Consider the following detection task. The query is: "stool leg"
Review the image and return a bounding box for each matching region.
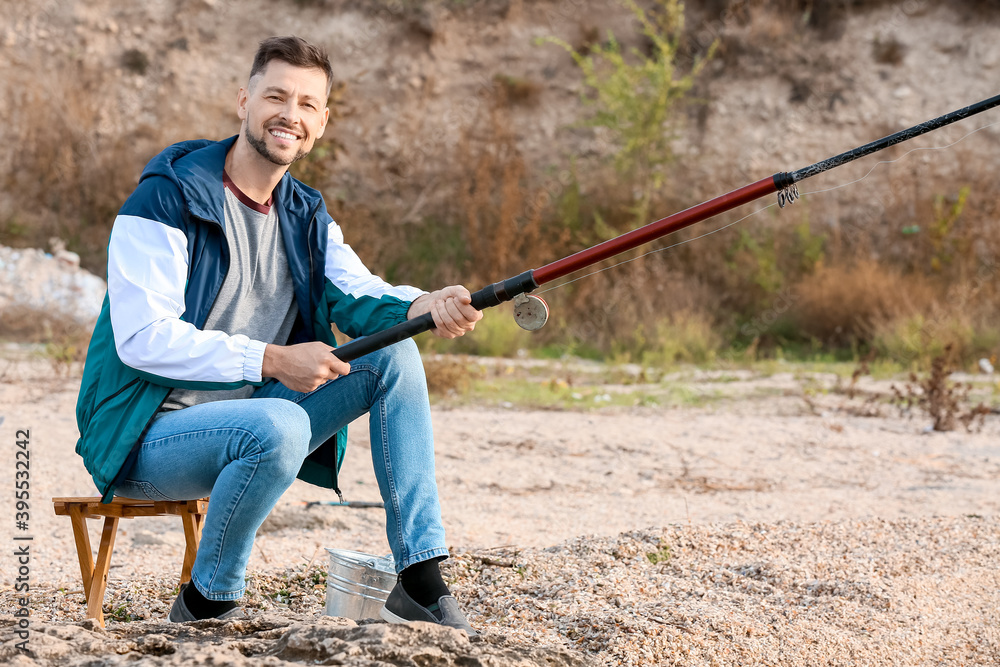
[68,506,95,603]
[179,512,201,585]
[194,511,205,543]
[87,516,119,628]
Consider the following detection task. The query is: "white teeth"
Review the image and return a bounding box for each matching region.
[270,130,297,140]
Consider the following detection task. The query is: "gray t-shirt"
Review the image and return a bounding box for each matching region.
[160,177,298,411]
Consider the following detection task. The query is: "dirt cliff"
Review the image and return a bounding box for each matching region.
[2,0,998,273]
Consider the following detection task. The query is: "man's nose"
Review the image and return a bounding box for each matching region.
[279,100,300,124]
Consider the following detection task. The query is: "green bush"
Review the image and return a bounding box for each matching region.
[540,0,715,227]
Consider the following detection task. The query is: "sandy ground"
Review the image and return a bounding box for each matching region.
[0,348,999,665]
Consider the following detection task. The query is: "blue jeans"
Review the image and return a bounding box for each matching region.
[114,339,447,601]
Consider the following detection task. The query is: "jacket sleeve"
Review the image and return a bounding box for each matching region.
[107,176,267,389]
[322,217,428,339]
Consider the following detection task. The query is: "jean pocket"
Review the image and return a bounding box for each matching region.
[116,479,176,502]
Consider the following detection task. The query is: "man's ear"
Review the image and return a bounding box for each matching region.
[236,86,249,121]
[316,107,331,139]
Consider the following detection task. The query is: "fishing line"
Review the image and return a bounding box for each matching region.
[536,118,1000,297]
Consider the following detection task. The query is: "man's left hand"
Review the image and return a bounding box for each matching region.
[407,285,483,339]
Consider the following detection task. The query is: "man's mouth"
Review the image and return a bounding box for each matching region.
[268,128,301,144]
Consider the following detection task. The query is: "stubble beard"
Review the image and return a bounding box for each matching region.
[245,114,309,166]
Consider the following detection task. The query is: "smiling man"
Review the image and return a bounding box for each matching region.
[74,36,481,635]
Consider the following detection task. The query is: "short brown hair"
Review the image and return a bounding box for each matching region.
[249,36,333,95]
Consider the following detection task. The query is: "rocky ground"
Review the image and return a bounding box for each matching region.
[1,348,999,665]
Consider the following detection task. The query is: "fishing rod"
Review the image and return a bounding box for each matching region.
[332,92,1000,363]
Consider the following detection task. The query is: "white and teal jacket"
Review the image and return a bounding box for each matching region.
[76,136,424,502]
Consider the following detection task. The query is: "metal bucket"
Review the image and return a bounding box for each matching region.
[324,549,396,620]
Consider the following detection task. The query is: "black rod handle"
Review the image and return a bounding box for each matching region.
[332,313,435,362]
[331,270,538,362]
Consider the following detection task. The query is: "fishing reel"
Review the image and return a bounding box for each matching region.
[512,293,549,331]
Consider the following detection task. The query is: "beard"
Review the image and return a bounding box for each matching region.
[245,115,309,166]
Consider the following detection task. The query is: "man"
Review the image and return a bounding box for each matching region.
[75,36,482,635]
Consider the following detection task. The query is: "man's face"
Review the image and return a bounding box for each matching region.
[237,60,330,166]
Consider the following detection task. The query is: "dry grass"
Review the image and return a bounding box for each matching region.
[0,304,92,376]
[454,87,548,285]
[423,357,477,396]
[1,59,165,272]
[491,74,542,107]
[871,309,1000,371]
[629,309,723,367]
[890,345,991,431]
[793,260,939,345]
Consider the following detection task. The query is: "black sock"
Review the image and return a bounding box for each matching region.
[182,582,239,619]
[400,557,450,608]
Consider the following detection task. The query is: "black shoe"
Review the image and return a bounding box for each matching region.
[168,582,244,622]
[379,581,478,637]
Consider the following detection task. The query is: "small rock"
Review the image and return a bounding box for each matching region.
[56,250,80,269]
[0,243,106,325]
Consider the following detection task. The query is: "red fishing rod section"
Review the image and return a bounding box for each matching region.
[532,175,782,285]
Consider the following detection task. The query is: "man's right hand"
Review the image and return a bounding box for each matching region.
[262,342,350,393]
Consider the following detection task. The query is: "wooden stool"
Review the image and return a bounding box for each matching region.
[52,496,209,627]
